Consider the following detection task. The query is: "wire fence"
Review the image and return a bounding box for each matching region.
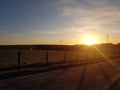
[0,47,120,67]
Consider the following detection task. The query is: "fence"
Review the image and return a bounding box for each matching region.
[0,47,120,67]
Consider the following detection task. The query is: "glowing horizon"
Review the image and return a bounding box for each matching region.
[83,38,97,45]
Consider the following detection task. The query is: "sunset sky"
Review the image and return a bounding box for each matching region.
[0,0,120,45]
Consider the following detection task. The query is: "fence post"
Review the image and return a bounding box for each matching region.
[70,51,71,61]
[64,51,67,61]
[46,50,48,63]
[86,49,89,60]
[76,51,79,62]
[18,51,21,66]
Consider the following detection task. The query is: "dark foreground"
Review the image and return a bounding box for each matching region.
[108,78,120,90]
[0,59,120,90]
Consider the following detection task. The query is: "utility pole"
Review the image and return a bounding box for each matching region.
[60,40,62,45]
[106,34,109,43]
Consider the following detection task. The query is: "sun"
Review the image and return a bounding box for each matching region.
[83,37,97,45]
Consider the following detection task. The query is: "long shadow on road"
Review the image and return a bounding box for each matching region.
[78,65,86,90]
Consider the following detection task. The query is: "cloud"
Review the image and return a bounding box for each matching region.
[58,0,120,34]
[109,29,120,33]
[32,30,64,35]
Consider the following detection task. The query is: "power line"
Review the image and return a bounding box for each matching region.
[106,34,109,43]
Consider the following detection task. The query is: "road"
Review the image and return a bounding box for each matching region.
[0,60,120,90]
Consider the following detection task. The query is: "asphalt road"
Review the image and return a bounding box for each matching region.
[0,60,120,90]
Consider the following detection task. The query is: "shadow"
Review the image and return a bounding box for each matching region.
[78,65,86,90]
[98,63,110,82]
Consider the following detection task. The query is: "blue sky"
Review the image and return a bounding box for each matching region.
[0,0,120,45]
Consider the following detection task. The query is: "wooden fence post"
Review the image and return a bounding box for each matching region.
[86,50,89,60]
[70,51,71,61]
[18,51,21,66]
[94,49,96,60]
[46,50,48,63]
[64,51,67,61]
[76,51,79,62]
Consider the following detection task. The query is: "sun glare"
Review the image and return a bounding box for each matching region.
[84,38,97,45]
